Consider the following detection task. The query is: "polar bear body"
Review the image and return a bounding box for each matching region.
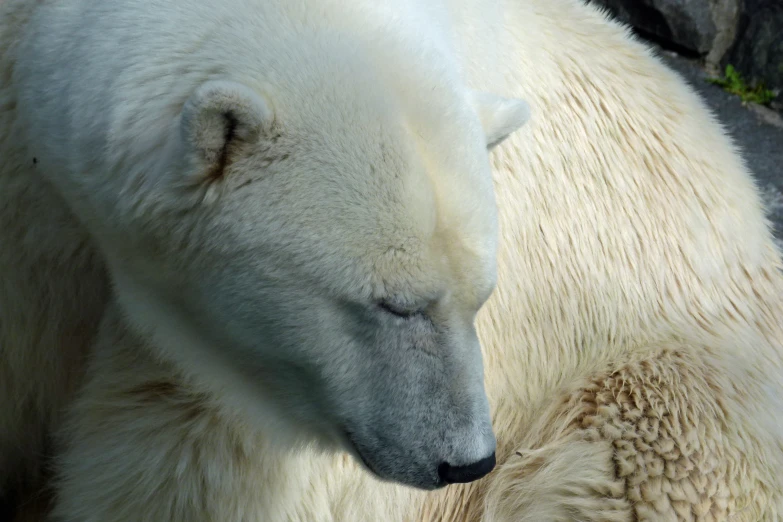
[2,0,783,520]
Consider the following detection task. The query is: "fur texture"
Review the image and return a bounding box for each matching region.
[2,0,783,520]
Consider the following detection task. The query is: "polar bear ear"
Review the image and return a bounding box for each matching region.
[469,91,531,150]
[180,80,274,178]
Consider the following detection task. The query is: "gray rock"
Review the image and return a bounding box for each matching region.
[591,0,740,56]
[725,0,783,92]
[706,0,741,69]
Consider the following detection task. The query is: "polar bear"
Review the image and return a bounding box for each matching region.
[3,0,783,522]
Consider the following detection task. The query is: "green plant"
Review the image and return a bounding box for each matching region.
[707,65,777,105]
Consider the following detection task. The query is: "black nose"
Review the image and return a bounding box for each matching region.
[437,452,496,484]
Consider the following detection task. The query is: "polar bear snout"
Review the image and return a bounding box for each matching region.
[339,345,498,492]
[344,416,497,490]
[438,451,496,484]
[434,417,497,487]
[323,313,500,490]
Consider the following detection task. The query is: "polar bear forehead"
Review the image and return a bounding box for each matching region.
[263,81,498,308]
[335,141,498,311]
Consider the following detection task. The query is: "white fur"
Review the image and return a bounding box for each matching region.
[2,0,783,520]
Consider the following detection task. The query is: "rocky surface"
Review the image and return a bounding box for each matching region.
[725,0,783,92]
[591,0,783,91]
[592,0,738,57]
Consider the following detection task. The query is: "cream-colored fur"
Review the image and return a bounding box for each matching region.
[3,0,783,521]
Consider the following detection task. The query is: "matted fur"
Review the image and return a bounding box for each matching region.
[2,0,783,520]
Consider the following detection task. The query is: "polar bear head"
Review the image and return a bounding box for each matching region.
[105,59,529,490]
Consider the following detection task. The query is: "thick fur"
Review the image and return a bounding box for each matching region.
[2,0,783,521]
